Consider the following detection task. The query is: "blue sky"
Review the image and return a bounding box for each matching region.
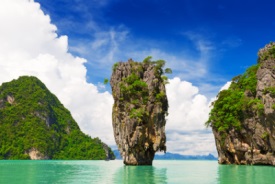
[36,0,275,95]
[1,0,275,156]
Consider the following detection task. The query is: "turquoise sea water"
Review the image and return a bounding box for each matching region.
[0,160,274,184]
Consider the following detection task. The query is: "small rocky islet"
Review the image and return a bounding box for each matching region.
[110,57,170,165]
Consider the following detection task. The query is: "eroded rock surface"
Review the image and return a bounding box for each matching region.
[110,59,168,165]
[27,148,49,160]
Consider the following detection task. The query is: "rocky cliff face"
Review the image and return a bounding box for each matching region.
[110,59,168,165]
[209,43,275,165]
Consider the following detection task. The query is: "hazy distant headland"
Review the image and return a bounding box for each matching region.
[113,150,217,160]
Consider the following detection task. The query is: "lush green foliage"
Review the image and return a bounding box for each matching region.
[161,76,169,85]
[120,73,149,120]
[120,73,149,101]
[130,108,148,123]
[206,89,244,132]
[164,68,172,74]
[115,57,171,120]
[206,64,261,132]
[142,56,172,84]
[156,92,166,102]
[143,56,152,64]
[0,76,114,160]
[258,43,275,62]
[112,62,119,71]
[261,132,269,139]
[230,64,259,96]
[263,86,275,96]
[103,78,109,85]
[246,98,264,115]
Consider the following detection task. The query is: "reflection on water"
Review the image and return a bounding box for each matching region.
[0,160,116,184]
[114,164,167,184]
[0,160,169,184]
[0,160,218,184]
[0,160,274,184]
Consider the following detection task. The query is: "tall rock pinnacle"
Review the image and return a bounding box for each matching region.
[110,58,169,165]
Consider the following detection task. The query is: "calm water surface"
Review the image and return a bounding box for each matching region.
[0,160,274,184]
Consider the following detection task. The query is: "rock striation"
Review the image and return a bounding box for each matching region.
[110,58,169,165]
[208,43,275,165]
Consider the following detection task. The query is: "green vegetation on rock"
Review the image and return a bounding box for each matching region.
[112,62,119,72]
[111,57,172,120]
[103,78,109,85]
[208,42,275,166]
[258,42,275,62]
[206,64,261,132]
[0,76,115,160]
[263,86,275,96]
[110,57,170,165]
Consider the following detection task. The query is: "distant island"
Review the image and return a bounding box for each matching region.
[113,150,217,160]
[0,76,115,160]
[154,152,217,160]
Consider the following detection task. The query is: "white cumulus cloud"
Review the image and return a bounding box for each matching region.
[0,0,230,156]
[0,0,114,145]
[165,77,216,155]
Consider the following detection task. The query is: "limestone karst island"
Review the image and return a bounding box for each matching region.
[207,42,275,166]
[0,76,114,160]
[1,43,275,167]
[110,57,171,165]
